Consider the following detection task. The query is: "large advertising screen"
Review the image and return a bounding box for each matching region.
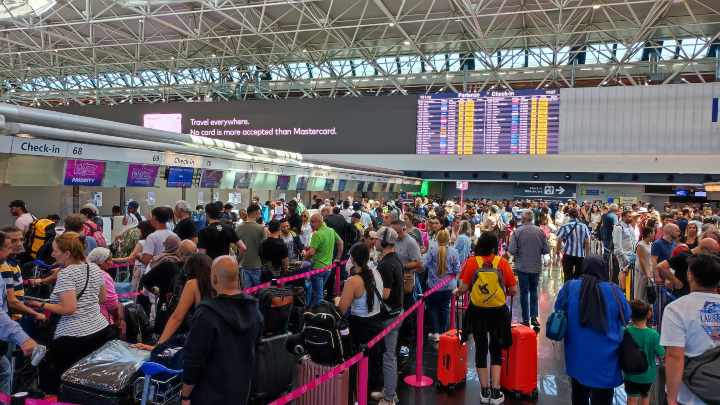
[417,90,560,155]
[57,97,416,154]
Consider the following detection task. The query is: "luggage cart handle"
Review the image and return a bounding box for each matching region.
[140,362,182,405]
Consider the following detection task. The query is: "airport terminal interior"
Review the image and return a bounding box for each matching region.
[0,0,719,404]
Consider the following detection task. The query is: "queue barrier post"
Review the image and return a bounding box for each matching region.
[403,294,434,388]
[357,346,369,405]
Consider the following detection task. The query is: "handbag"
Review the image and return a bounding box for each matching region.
[645,280,658,304]
[545,310,567,341]
[610,287,649,374]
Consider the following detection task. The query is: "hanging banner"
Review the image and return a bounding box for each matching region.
[64,160,106,186]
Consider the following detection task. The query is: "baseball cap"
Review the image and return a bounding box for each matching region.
[352,202,362,211]
[351,212,361,219]
[377,226,399,245]
[8,200,25,209]
[127,200,139,209]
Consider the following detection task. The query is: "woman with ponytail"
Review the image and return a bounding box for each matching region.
[335,242,386,392]
[424,228,461,342]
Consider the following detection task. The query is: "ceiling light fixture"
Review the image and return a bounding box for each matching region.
[403,40,411,46]
[388,22,395,27]
[592,4,601,10]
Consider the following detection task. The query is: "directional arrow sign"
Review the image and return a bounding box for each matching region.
[557,186,565,194]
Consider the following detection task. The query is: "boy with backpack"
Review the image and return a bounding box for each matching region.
[624,300,664,405]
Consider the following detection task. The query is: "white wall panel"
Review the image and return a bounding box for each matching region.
[559,82,720,154]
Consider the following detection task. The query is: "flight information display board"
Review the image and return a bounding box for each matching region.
[416,90,560,155]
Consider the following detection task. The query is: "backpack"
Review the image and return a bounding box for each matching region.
[24,218,56,262]
[83,220,107,247]
[123,302,152,344]
[301,301,352,365]
[258,287,294,337]
[469,256,506,308]
[683,345,720,404]
[599,214,614,247]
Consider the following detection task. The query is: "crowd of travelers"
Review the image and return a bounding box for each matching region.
[0,195,719,405]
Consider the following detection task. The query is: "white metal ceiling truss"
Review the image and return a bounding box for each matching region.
[0,0,719,105]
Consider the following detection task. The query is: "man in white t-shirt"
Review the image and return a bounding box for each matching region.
[9,200,34,233]
[661,253,720,405]
[140,207,175,271]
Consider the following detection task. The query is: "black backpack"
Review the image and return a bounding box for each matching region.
[599,213,614,247]
[302,301,352,365]
[123,302,152,344]
[258,287,294,337]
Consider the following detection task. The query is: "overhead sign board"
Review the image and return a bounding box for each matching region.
[515,183,576,199]
[456,181,469,191]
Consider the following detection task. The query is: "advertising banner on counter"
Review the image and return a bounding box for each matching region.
[126,164,159,187]
[64,160,106,186]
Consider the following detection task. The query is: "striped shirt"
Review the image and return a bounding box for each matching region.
[557,220,591,257]
[50,263,109,338]
[0,260,24,320]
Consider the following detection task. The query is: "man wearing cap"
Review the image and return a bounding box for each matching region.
[123,200,143,228]
[8,200,34,233]
[372,226,403,405]
[613,208,639,281]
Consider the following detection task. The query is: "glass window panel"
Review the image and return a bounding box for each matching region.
[376,57,398,74]
[447,53,461,71]
[679,37,708,58]
[660,39,678,59]
[615,43,643,62]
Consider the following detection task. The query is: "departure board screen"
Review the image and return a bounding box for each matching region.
[416,90,560,155]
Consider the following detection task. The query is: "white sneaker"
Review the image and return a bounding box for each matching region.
[490,388,505,404]
[370,391,384,401]
[399,346,410,357]
[378,398,398,405]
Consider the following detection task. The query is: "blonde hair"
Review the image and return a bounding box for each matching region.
[436,229,449,277]
[54,231,85,261]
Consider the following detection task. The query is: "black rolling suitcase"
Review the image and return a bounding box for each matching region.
[248,333,298,404]
[58,340,149,405]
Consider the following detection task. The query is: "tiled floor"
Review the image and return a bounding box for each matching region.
[395,266,645,405]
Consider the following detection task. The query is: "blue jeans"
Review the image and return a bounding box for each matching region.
[241,267,262,288]
[517,271,539,323]
[426,289,452,334]
[0,355,11,394]
[308,271,330,307]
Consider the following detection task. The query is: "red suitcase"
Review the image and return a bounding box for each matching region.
[437,296,468,391]
[296,355,351,405]
[500,323,539,400]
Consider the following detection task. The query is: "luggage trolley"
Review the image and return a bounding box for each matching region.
[134,362,183,405]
